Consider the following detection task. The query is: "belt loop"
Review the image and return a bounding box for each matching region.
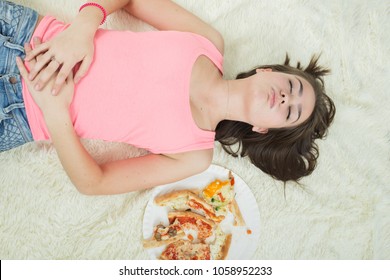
[0,109,11,123]
[3,103,26,114]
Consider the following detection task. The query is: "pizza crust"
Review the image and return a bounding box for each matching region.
[229,198,246,226]
[154,190,193,205]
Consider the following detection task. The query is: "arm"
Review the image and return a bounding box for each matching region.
[27,0,132,95]
[17,44,212,195]
[43,109,211,195]
[125,0,224,54]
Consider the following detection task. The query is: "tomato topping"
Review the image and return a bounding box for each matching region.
[170,216,212,239]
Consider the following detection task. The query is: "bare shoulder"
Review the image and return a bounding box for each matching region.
[165,149,213,174]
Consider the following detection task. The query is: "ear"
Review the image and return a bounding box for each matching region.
[256,68,273,73]
[252,127,269,134]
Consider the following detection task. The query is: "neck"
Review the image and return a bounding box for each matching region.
[199,76,249,131]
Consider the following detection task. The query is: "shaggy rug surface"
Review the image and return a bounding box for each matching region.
[1,0,389,259]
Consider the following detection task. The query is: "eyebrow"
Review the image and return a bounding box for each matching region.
[297,77,303,97]
[292,77,303,123]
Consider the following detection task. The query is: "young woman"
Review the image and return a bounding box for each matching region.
[1,0,335,194]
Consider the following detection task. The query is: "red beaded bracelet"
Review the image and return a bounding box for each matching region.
[79,2,107,25]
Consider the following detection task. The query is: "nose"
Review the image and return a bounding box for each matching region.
[280,90,290,105]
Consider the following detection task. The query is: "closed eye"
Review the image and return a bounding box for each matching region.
[287,106,291,120]
[289,80,293,94]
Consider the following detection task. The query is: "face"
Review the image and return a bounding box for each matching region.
[248,69,316,133]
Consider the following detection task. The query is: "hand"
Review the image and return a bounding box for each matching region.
[16,42,75,115]
[25,23,94,95]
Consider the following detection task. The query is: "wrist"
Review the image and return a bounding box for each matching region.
[79,3,107,25]
[42,105,70,126]
[72,7,103,34]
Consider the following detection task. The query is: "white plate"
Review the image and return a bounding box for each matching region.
[143,164,260,259]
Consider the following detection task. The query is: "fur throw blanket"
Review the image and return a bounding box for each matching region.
[1,0,389,259]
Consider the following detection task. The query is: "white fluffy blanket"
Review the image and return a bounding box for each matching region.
[1,0,389,259]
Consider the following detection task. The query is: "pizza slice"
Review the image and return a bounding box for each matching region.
[201,171,236,216]
[168,211,215,240]
[155,190,224,223]
[143,218,185,248]
[160,239,211,260]
[159,227,232,260]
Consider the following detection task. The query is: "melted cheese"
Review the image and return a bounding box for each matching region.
[210,226,228,260]
[161,240,211,260]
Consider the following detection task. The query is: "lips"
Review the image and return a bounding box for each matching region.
[269,89,276,108]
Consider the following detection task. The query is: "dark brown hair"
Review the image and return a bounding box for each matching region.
[215,55,336,183]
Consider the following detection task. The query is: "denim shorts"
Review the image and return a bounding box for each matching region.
[0,0,38,152]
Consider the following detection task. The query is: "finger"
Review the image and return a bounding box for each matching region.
[74,56,93,84]
[23,43,37,69]
[25,37,48,61]
[32,37,45,61]
[15,57,29,80]
[33,59,62,91]
[27,38,53,81]
[24,42,33,54]
[52,64,73,95]
[28,51,55,82]
[33,36,42,45]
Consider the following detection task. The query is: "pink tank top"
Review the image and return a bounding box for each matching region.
[22,16,223,154]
